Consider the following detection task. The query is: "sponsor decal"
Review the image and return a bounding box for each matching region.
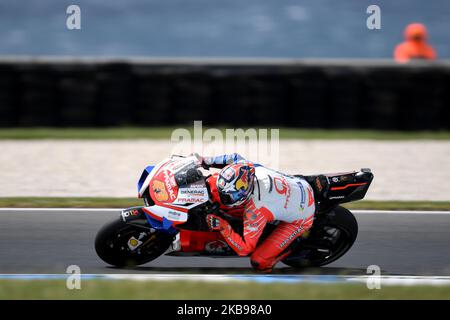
[245,201,258,219]
[121,209,140,220]
[127,236,143,251]
[235,168,249,191]
[307,187,315,207]
[284,184,291,209]
[180,188,206,196]
[163,170,177,201]
[218,178,226,188]
[274,177,287,194]
[245,209,258,221]
[274,176,291,209]
[279,227,304,248]
[329,195,345,200]
[296,181,306,210]
[221,167,235,180]
[176,187,208,204]
[176,197,207,203]
[171,160,195,173]
[167,210,182,220]
[152,179,169,202]
[186,180,206,188]
[151,168,179,203]
[225,235,242,251]
[205,240,231,254]
[245,222,259,233]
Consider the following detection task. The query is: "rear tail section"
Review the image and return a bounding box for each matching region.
[300,169,374,213]
[325,169,374,203]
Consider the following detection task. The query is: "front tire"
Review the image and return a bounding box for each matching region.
[282,206,358,268]
[95,219,173,267]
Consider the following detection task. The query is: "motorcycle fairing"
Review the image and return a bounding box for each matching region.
[137,158,171,197]
[137,165,154,197]
[142,204,189,225]
[137,156,210,226]
[137,155,191,198]
[179,230,234,255]
[120,206,178,234]
[325,170,373,203]
[146,214,178,234]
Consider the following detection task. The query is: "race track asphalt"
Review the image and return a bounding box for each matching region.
[0,209,449,276]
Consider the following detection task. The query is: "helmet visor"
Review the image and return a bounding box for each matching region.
[219,188,248,206]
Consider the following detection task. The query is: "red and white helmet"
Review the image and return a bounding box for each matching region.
[216,162,256,206]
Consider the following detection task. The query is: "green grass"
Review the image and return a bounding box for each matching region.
[343,200,450,211]
[0,197,142,208]
[0,280,449,299]
[0,197,448,211]
[0,127,449,140]
[279,128,450,140]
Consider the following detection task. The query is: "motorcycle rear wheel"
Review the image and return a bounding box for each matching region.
[95,218,173,267]
[282,205,358,268]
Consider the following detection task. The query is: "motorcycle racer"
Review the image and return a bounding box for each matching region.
[197,153,316,273]
[96,153,371,270]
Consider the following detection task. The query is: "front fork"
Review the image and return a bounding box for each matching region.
[121,206,180,253]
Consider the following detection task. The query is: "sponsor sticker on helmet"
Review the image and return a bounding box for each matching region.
[218,177,226,188]
[236,169,249,191]
[221,167,235,180]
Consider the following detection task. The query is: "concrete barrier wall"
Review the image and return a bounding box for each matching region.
[0,57,449,130]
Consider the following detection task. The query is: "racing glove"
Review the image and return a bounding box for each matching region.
[190,152,210,169]
[206,214,224,231]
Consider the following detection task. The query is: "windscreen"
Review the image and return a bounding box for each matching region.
[173,161,205,188]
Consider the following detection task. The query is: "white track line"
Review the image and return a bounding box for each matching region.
[0,208,120,212]
[1,273,450,286]
[353,210,450,215]
[0,208,448,215]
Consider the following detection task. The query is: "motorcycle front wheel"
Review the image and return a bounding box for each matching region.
[95,218,173,267]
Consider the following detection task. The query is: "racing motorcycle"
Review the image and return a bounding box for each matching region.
[95,155,374,269]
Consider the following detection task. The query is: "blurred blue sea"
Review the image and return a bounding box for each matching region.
[0,0,449,58]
